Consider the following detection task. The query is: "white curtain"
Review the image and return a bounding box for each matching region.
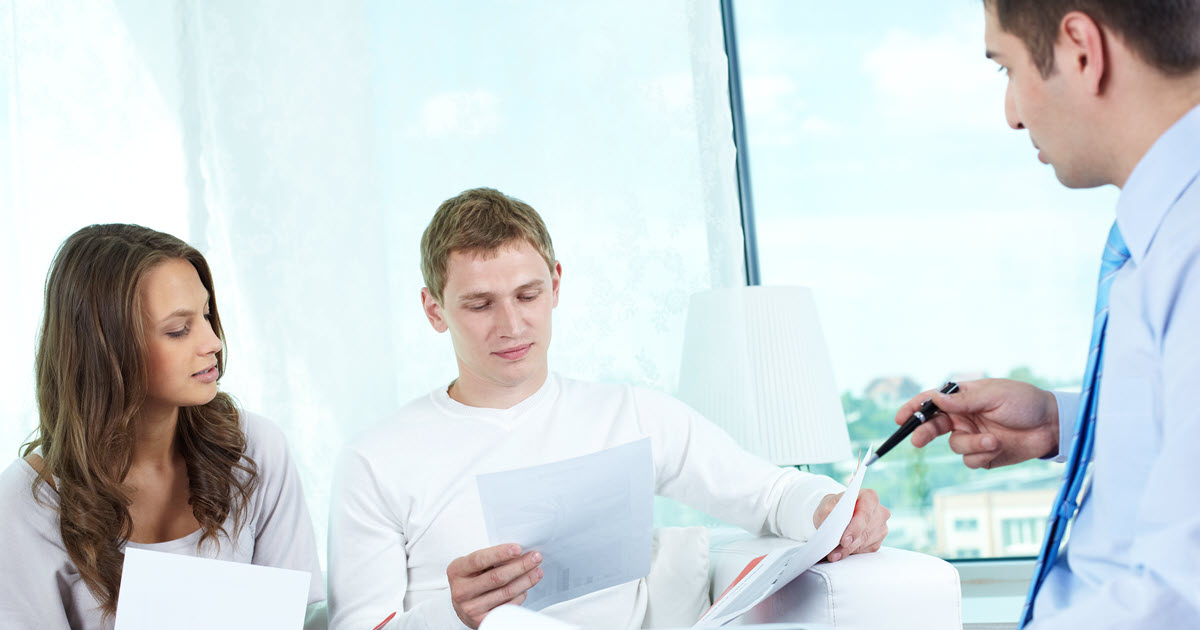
[0,0,745,558]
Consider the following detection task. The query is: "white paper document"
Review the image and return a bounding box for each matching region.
[476,438,654,611]
[114,548,311,630]
[694,455,869,627]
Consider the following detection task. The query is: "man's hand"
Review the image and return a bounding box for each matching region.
[813,489,890,561]
[897,378,1060,469]
[446,543,543,629]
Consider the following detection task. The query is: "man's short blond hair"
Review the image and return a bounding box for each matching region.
[420,187,557,303]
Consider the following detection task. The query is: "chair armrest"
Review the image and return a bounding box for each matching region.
[709,534,961,629]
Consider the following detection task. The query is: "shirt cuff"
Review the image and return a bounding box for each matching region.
[422,593,471,630]
[1048,390,1080,463]
[776,470,847,542]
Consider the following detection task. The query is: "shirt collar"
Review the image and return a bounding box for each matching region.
[1116,103,1200,264]
[432,371,559,426]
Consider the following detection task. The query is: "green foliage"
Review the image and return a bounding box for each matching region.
[1007,365,1081,390]
[1006,366,1051,389]
[831,367,1065,515]
[659,366,1067,556]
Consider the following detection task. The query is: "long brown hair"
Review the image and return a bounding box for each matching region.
[23,224,258,617]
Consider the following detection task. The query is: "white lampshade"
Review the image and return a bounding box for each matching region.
[677,286,851,465]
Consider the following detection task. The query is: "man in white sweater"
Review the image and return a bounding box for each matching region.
[328,188,891,630]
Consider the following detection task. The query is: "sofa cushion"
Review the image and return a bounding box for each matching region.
[643,526,711,628]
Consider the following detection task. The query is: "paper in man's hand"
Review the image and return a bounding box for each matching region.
[476,438,654,611]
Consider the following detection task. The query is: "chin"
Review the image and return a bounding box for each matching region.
[1052,162,1110,189]
[184,388,220,408]
[493,363,543,387]
[497,368,536,387]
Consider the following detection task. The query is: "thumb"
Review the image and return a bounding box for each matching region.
[813,493,839,527]
[931,384,988,415]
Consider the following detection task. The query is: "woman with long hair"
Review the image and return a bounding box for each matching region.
[0,224,325,628]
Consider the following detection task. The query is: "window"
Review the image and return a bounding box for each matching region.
[2,2,744,562]
[730,0,1118,559]
[1002,517,1045,554]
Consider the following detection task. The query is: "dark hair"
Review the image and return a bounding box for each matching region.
[420,187,556,303]
[24,223,257,618]
[987,0,1200,77]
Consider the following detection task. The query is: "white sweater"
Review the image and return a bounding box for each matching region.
[0,412,326,629]
[328,374,843,630]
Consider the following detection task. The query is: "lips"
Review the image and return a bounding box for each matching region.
[493,344,532,361]
[1032,140,1047,164]
[192,365,219,384]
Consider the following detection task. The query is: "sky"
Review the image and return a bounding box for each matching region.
[733,0,1119,393]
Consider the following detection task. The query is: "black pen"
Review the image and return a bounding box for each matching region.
[865,382,960,467]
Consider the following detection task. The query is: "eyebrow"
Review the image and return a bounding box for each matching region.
[158,299,210,325]
[457,279,546,303]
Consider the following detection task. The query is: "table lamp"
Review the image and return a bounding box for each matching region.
[676,286,851,465]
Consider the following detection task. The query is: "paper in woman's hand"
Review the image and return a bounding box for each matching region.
[114,549,310,630]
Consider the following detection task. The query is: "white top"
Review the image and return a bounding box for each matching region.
[0,411,326,629]
[328,373,844,630]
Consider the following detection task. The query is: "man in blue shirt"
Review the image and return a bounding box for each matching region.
[896,0,1200,627]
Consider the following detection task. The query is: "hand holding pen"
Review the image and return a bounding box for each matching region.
[884,379,1063,469]
[866,382,959,466]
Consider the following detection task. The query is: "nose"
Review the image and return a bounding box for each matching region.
[496,300,526,337]
[1004,80,1024,130]
[199,317,223,357]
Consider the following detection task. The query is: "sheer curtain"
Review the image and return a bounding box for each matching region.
[1,0,744,558]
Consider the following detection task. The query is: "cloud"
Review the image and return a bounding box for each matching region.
[862,14,1005,132]
[415,90,502,139]
[742,74,799,121]
[741,35,816,74]
[741,74,807,145]
[799,115,840,137]
[739,73,844,144]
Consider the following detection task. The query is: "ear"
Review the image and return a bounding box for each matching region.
[550,261,562,309]
[421,287,449,333]
[1058,11,1107,95]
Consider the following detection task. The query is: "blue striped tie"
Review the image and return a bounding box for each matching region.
[1019,221,1130,628]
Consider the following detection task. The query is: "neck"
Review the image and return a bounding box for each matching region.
[131,403,181,469]
[449,366,550,409]
[1107,71,1200,188]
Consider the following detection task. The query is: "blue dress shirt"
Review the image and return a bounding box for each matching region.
[1035,104,1200,627]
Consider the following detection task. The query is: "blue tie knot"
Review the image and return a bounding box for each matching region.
[1096,222,1131,301]
[1103,222,1131,267]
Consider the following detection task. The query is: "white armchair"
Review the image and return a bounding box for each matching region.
[708,532,961,629]
[643,528,962,629]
